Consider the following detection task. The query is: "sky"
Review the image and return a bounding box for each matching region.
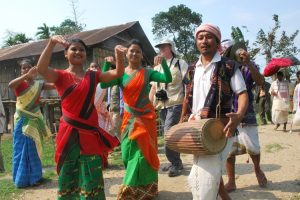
[0,0,299,68]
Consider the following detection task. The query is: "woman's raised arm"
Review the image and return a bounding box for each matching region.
[99,45,125,83]
[37,36,69,83]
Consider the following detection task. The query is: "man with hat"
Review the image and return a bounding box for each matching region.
[221,39,268,192]
[150,39,188,177]
[185,23,248,199]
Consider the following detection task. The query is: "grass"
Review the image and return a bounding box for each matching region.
[108,146,123,166]
[157,135,164,147]
[0,135,57,200]
[1,136,13,175]
[0,133,170,199]
[265,143,285,153]
[43,169,58,180]
[0,179,23,200]
[1,135,56,174]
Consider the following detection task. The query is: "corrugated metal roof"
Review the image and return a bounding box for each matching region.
[0,21,142,62]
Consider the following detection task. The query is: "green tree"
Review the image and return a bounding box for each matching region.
[152,4,202,63]
[3,32,32,47]
[50,18,84,35]
[253,14,300,63]
[36,23,51,39]
[230,26,260,59]
[36,1,85,38]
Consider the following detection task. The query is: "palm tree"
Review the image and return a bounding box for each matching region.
[3,36,16,47]
[3,33,32,47]
[14,33,32,43]
[36,23,51,39]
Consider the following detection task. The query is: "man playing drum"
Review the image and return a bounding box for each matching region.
[185,23,248,200]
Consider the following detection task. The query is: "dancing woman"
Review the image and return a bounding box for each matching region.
[37,35,124,199]
[101,39,172,199]
[9,59,52,187]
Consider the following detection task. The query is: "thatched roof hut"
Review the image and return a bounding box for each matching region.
[0,21,156,99]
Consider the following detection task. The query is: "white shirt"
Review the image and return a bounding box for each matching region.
[94,84,103,104]
[192,53,246,114]
[293,83,300,111]
[269,79,290,102]
[153,57,188,109]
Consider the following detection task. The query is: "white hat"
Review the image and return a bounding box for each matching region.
[220,39,234,53]
[155,39,177,55]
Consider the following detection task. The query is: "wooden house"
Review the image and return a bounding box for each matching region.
[0,21,156,99]
[0,21,156,133]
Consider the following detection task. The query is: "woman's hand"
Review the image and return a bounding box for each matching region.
[115,45,127,58]
[26,66,38,79]
[104,56,116,65]
[154,55,163,66]
[50,35,69,47]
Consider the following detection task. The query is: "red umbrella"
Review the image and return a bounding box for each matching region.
[263,57,299,77]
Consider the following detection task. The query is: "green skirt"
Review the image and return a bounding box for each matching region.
[57,142,105,200]
[117,133,158,200]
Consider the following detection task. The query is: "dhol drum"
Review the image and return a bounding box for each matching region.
[165,118,227,155]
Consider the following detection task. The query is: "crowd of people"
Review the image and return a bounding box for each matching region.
[0,22,299,200]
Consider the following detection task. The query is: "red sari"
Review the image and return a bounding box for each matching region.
[54,69,119,174]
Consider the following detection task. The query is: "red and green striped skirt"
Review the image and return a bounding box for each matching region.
[57,142,105,200]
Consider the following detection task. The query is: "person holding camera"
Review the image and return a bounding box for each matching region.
[150,39,188,177]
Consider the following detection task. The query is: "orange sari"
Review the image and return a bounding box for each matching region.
[118,68,159,199]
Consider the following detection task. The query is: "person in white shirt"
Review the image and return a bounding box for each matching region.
[185,23,248,200]
[269,71,290,131]
[90,61,112,168]
[150,39,188,177]
[293,71,300,113]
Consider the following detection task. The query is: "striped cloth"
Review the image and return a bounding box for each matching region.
[12,117,42,187]
[57,140,105,200]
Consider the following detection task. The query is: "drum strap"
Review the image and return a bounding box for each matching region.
[216,76,222,119]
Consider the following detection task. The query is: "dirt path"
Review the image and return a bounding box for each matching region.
[14,124,300,199]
